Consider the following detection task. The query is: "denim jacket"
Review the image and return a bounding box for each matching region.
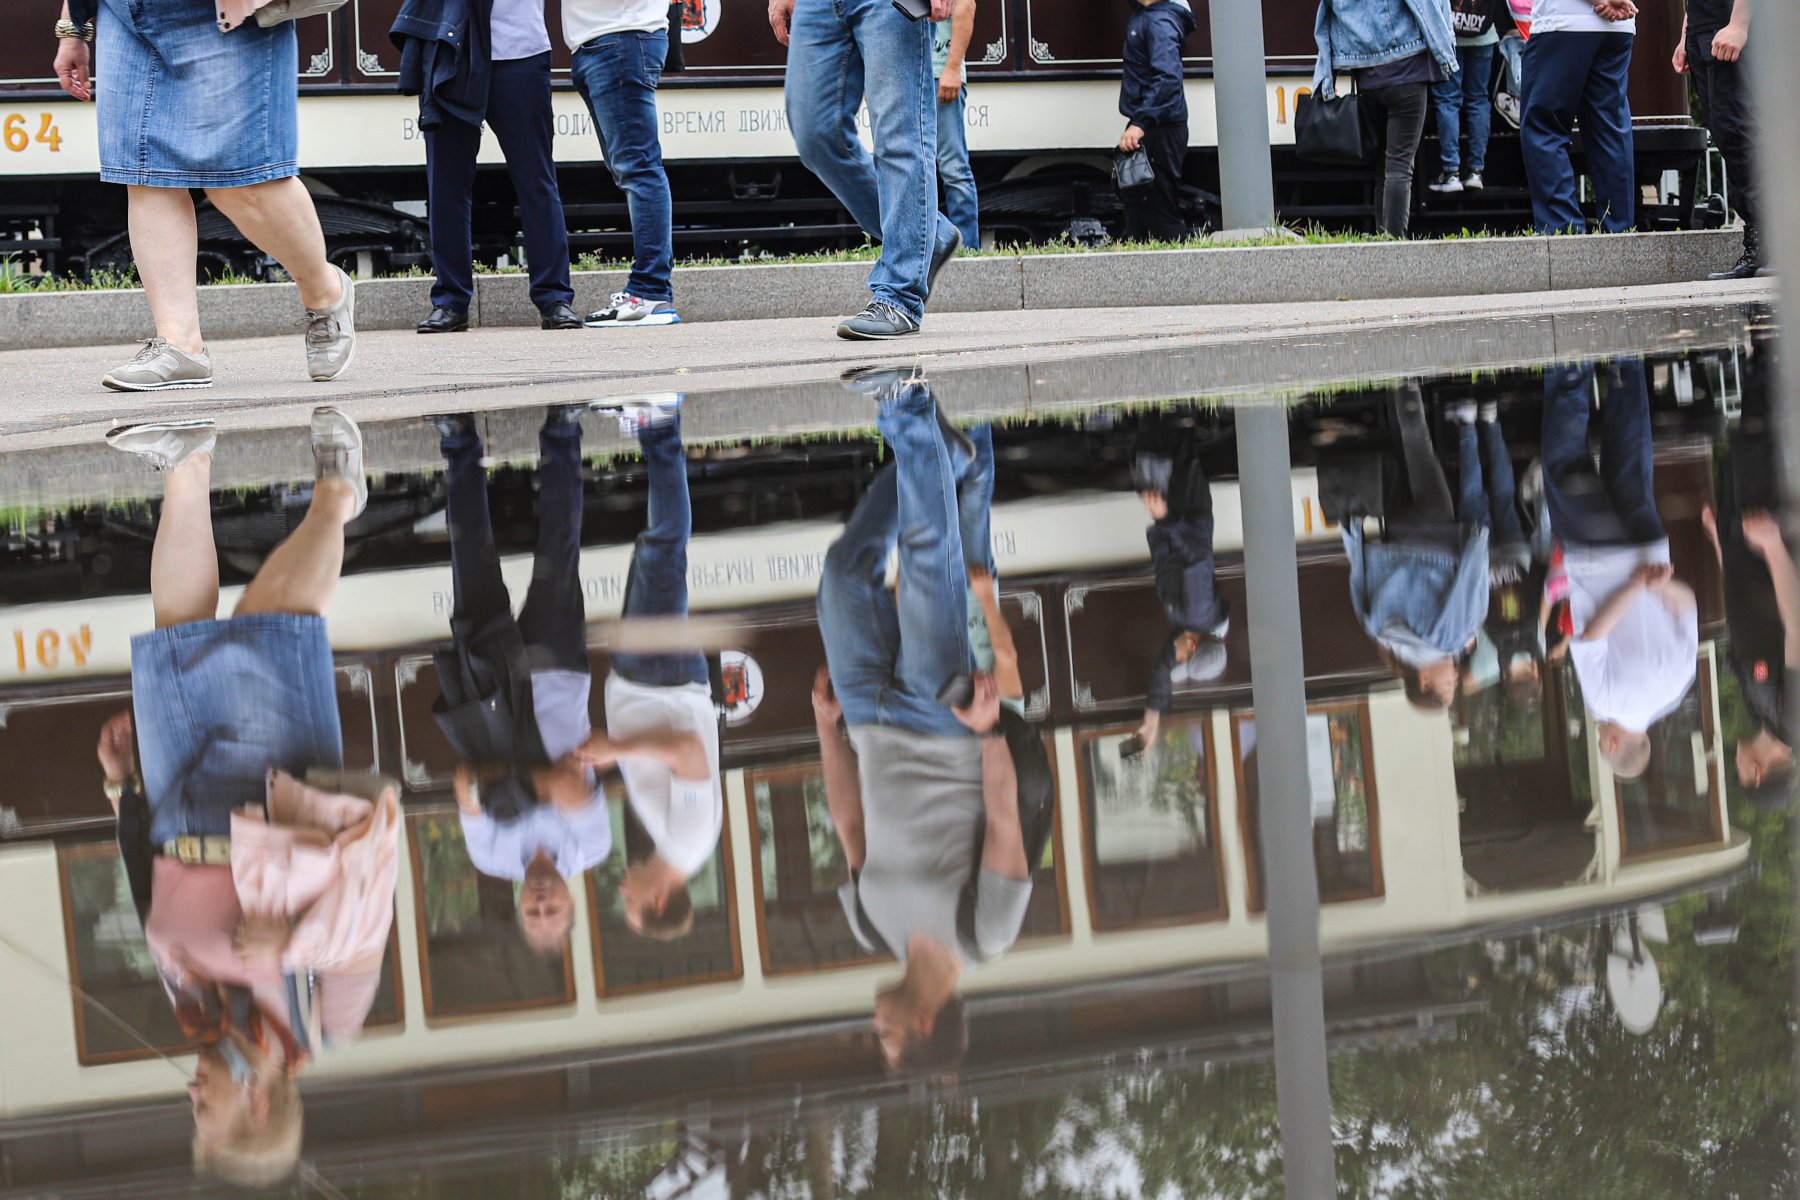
[1312,0,1460,97]
[392,0,494,129]
[1343,521,1490,666]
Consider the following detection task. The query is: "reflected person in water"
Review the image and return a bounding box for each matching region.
[1341,383,1491,709]
[1131,431,1230,748]
[814,369,1049,1074]
[1543,359,1698,779]
[431,404,612,957]
[1700,349,1795,806]
[578,396,724,940]
[97,410,397,1188]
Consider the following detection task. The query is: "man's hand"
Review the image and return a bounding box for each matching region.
[1713,22,1747,62]
[573,733,619,772]
[1119,123,1145,152]
[768,0,795,46]
[1672,39,1688,73]
[1742,511,1789,560]
[938,67,961,105]
[953,672,1001,734]
[234,915,291,967]
[97,710,135,782]
[931,0,953,18]
[53,38,91,101]
[1135,709,1161,747]
[1593,0,1636,20]
[811,665,842,730]
[1631,562,1674,591]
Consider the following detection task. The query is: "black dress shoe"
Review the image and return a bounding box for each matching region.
[1708,250,1763,281]
[540,301,582,330]
[417,306,470,334]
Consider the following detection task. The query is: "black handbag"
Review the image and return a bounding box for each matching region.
[1112,146,1155,194]
[1294,90,1372,166]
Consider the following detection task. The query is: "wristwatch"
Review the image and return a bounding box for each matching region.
[55,19,95,40]
[103,774,142,804]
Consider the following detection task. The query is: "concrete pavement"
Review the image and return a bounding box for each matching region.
[0,279,1772,510]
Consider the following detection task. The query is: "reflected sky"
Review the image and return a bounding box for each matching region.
[0,305,1792,1199]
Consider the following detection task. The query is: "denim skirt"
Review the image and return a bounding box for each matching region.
[96,0,299,187]
[132,614,343,843]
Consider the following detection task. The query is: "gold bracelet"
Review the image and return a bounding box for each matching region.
[54,19,95,41]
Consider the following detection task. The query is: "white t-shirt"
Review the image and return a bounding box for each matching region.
[490,0,552,61]
[1567,540,1697,732]
[563,0,668,52]
[605,673,723,877]
[459,802,614,880]
[1531,0,1635,36]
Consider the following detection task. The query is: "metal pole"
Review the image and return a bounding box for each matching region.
[1743,16,1800,1188]
[1234,404,1336,1195]
[1208,0,1278,232]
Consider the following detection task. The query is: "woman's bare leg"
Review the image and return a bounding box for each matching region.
[151,454,219,628]
[204,179,342,310]
[235,480,356,616]
[127,186,204,355]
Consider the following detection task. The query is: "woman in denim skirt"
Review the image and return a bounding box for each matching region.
[51,0,357,392]
[98,406,368,1185]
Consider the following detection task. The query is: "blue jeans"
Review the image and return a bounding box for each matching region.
[785,0,958,323]
[571,30,675,303]
[936,87,980,247]
[1432,43,1495,175]
[427,52,574,313]
[611,415,708,688]
[1541,359,1664,547]
[441,417,591,674]
[1498,34,1523,98]
[1521,31,1636,234]
[1457,418,1525,544]
[818,385,992,737]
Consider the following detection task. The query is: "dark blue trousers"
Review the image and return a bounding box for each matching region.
[1520,31,1636,234]
[1541,359,1664,548]
[425,51,575,313]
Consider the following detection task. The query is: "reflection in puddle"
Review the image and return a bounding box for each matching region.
[0,310,1792,1196]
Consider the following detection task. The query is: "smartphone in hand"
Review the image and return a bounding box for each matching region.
[892,0,930,19]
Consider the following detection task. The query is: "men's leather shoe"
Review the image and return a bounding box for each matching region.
[1708,250,1763,282]
[540,301,582,330]
[417,306,469,334]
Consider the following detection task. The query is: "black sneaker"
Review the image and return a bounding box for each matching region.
[927,225,963,296]
[837,300,921,341]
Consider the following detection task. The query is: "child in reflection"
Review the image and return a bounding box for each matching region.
[580,396,724,941]
[1343,383,1491,709]
[1542,360,1698,780]
[814,369,1040,1075]
[1700,353,1795,806]
[97,410,396,1188]
[1131,442,1230,747]
[431,404,612,957]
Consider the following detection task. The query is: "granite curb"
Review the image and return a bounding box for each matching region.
[0,229,1745,352]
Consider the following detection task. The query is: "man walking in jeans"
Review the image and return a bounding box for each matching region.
[813,371,1033,1072]
[771,0,964,340]
[566,0,682,328]
[1542,359,1697,780]
[1520,0,1638,233]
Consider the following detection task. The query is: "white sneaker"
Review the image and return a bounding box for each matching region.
[582,292,680,329]
[303,264,357,382]
[1462,172,1486,190]
[589,391,683,436]
[1494,94,1521,130]
[105,419,218,471]
[1479,401,1499,423]
[310,405,368,517]
[1449,400,1478,424]
[1428,172,1464,194]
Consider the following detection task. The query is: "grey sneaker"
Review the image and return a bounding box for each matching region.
[104,419,217,471]
[311,405,367,517]
[303,265,357,382]
[837,300,921,341]
[101,338,213,392]
[582,292,681,328]
[927,225,963,297]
